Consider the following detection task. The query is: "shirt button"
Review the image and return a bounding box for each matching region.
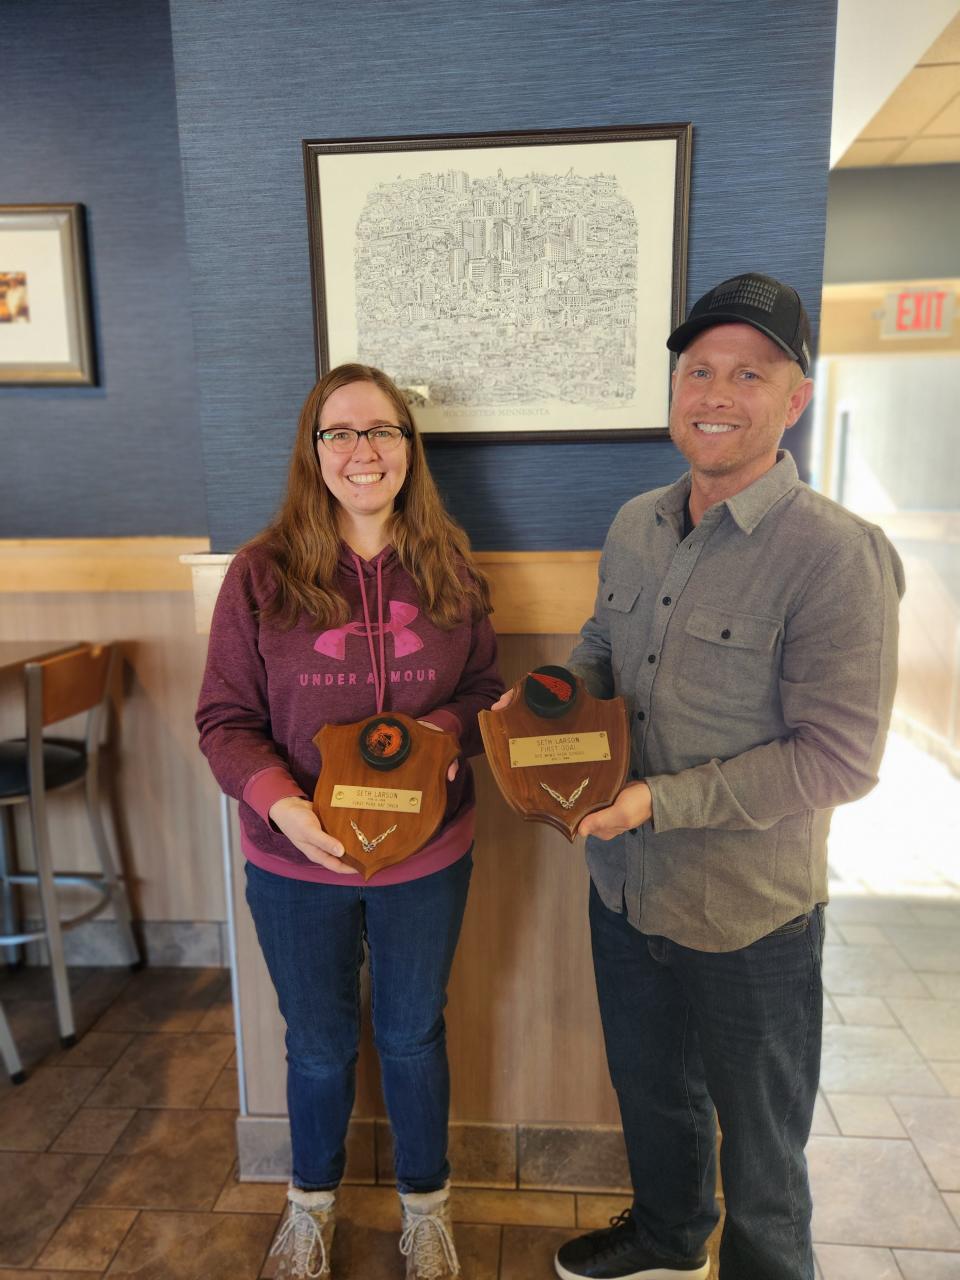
[721,628,731,639]
[636,711,646,722]
[662,596,671,606]
[647,654,656,663]
[607,592,614,601]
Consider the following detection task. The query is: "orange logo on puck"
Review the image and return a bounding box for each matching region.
[363,721,404,759]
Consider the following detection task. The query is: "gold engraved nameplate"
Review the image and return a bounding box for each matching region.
[330,786,423,813]
[508,731,611,769]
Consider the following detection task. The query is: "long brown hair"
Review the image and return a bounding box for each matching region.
[247,363,492,630]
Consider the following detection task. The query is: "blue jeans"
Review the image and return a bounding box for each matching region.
[590,884,824,1280]
[244,852,472,1194]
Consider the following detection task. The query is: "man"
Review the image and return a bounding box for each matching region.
[554,274,904,1279]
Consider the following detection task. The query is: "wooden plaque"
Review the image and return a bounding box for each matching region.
[478,666,630,841]
[313,712,459,879]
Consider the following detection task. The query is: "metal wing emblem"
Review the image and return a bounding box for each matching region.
[350,820,398,853]
[539,777,590,811]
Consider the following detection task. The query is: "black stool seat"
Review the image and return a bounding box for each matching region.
[0,738,87,801]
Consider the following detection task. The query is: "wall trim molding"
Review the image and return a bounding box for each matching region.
[0,539,600,633]
[0,537,210,592]
[181,549,600,636]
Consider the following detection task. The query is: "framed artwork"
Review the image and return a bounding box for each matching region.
[303,125,691,441]
[0,204,97,386]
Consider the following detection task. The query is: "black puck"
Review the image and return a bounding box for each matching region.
[523,665,578,720]
[358,716,412,771]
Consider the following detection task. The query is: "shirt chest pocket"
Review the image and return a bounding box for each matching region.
[602,577,643,671]
[677,605,782,713]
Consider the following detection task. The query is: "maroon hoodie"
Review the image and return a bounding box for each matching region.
[196,543,503,885]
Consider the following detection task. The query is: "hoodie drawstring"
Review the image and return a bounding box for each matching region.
[352,551,387,714]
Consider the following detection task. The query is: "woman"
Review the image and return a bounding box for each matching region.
[196,364,503,1279]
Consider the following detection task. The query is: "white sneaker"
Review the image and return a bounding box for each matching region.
[270,1185,336,1278]
[399,1181,460,1279]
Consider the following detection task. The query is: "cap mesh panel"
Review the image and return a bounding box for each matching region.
[708,278,779,313]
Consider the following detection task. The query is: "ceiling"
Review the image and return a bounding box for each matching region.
[837,10,960,166]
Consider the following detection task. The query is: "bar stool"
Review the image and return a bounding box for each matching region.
[0,1001,24,1083]
[0,642,142,1046]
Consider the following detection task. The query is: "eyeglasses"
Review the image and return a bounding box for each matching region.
[314,425,411,454]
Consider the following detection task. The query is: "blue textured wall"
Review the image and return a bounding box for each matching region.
[169,0,836,552]
[0,0,206,537]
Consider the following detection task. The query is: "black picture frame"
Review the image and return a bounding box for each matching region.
[303,124,691,442]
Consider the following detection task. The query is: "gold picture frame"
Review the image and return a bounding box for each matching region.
[0,204,97,386]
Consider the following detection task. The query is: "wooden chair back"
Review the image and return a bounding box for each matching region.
[27,644,114,728]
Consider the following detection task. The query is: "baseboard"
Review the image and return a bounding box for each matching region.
[236,1115,631,1193]
[22,918,228,968]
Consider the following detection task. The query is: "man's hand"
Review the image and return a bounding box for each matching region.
[268,797,358,874]
[488,688,515,713]
[417,719,460,781]
[578,782,653,841]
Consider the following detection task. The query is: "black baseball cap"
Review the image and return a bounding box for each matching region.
[667,272,812,374]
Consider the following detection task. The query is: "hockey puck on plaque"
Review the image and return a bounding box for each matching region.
[522,666,578,720]
[357,716,412,771]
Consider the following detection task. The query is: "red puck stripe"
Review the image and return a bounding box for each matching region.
[530,671,573,702]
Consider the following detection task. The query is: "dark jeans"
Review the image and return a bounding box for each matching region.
[589,884,824,1280]
[244,852,472,1194]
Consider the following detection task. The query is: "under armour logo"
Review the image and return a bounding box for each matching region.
[314,600,424,661]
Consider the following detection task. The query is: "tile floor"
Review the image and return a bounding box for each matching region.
[0,733,957,1278]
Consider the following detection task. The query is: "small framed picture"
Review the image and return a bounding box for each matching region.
[0,204,97,386]
[303,124,691,441]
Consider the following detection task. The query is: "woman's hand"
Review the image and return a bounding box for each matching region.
[417,719,460,780]
[268,797,358,874]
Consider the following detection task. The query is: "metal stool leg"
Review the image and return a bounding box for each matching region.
[0,1001,24,1083]
[27,787,76,1047]
[0,807,22,967]
[84,762,142,968]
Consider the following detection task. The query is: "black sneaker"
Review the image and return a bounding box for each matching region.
[554,1210,710,1280]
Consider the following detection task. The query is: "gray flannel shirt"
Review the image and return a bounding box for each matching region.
[567,452,905,952]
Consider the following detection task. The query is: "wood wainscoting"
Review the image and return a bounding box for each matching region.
[0,585,227,927]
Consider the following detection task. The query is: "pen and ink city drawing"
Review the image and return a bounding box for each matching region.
[304,127,690,439]
[353,166,639,412]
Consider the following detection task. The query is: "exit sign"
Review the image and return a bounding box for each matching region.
[882,288,956,339]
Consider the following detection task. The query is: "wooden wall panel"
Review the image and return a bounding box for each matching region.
[447,634,618,1124]
[814,356,960,772]
[0,592,224,923]
[0,539,203,592]
[893,554,960,757]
